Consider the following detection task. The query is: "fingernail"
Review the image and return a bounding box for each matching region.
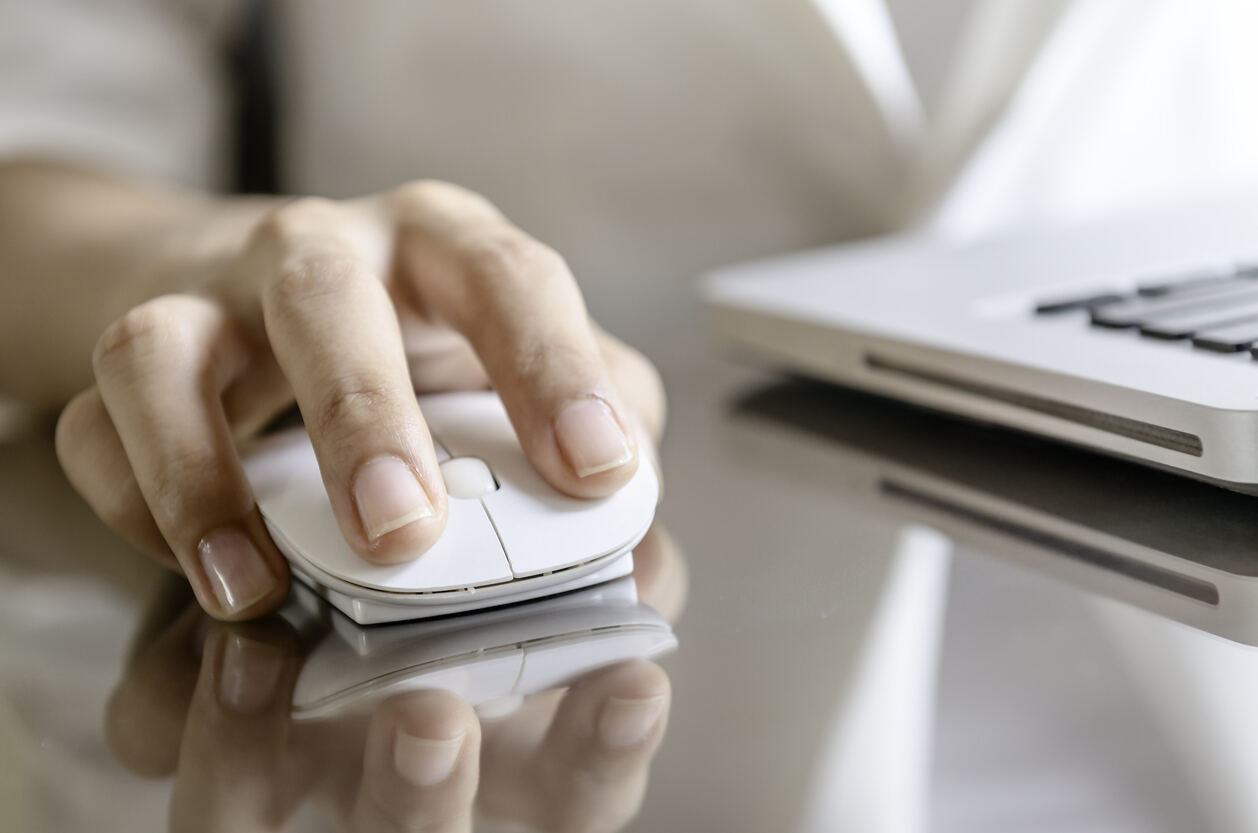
[197,528,277,615]
[555,398,634,478]
[353,456,435,542]
[393,728,465,786]
[218,632,284,714]
[598,695,666,749]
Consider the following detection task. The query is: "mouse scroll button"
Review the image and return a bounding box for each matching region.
[476,694,525,720]
[440,457,499,499]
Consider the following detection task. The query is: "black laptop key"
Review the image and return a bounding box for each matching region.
[1139,298,1258,340]
[1034,292,1126,315]
[1090,283,1258,328]
[1194,320,1258,352]
[1136,268,1241,297]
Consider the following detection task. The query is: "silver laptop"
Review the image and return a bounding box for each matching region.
[703,191,1258,490]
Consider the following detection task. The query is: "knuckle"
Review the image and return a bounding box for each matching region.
[145,448,227,521]
[392,178,494,215]
[92,297,191,375]
[253,197,342,245]
[309,377,399,440]
[466,233,568,290]
[512,339,584,382]
[264,252,373,310]
[390,179,447,209]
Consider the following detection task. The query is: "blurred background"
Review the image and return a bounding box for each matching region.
[3,1,1258,831]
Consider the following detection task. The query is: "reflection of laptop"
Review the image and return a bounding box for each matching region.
[731,382,1258,645]
[703,193,1258,489]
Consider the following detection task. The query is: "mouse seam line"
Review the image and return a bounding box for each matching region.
[478,497,516,585]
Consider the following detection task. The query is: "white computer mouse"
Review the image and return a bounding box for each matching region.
[242,391,659,624]
[282,577,677,720]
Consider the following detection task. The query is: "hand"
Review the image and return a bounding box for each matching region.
[54,181,665,620]
[105,525,687,833]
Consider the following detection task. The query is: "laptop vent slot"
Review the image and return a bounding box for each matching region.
[864,354,1204,457]
[879,479,1219,605]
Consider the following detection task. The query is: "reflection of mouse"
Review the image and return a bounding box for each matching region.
[242,391,660,624]
[282,577,677,720]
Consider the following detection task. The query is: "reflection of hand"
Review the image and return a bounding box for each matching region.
[53,179,665,622]
[106,525,686,832]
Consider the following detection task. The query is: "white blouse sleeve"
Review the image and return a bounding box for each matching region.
[0,0,238,189]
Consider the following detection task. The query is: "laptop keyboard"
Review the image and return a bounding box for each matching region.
[1035,265,1258,354]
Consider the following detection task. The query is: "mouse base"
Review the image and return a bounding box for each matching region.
[292,554,637,625]
[283,575,678,721]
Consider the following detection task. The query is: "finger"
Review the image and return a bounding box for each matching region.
[92,294,289,619]
[391,182,640,499]
[105,595,205,777]
[401,328,491,394]
[598,329,666,495]
[352,690,480,833]
[398,325,661,453]
[170,621,304,833]
[537,659,670,830]
[55,387,176,568]
[630,525,689,623]
[220,350,296,440]
[253,199,449,565]
[596,328,666,445]
[481,659,669,831]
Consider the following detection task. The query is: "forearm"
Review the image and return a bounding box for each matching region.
[0,161,281,407]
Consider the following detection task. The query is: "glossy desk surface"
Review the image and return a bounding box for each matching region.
[3,295,1252,833]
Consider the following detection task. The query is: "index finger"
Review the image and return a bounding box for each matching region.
[389,182,641,499]
[250,199,450,565]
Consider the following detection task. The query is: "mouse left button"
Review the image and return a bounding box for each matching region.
[243,427,513,594]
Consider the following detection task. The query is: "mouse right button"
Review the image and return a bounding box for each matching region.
[483,458,659,577]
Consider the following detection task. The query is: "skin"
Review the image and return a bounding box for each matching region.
[0,162,666,621]
[105,525,687,833]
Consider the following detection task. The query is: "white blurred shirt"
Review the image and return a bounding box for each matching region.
[2,0,1257,334]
